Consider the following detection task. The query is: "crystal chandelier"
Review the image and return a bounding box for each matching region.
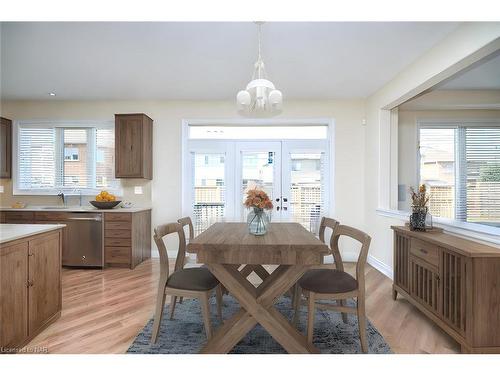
[237,22,283,117]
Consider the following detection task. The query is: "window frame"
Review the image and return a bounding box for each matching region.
[13,119,120,196]
[416,118,500,235]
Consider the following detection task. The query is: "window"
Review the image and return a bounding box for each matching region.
[419,123,500,228]
[15,121,119,194]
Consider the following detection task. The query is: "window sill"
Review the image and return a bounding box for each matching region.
[376,208,500,246]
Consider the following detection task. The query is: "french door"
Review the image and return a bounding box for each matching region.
[186,139,330,235]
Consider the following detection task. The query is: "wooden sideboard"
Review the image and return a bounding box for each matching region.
[0,227,63,350]
[392,226,500,353]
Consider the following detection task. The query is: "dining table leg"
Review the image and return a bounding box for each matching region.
[202,264,320,354]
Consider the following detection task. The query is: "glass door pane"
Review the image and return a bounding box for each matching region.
[192,153,226,235]
[282,141,329,234]
[236,142,281,221]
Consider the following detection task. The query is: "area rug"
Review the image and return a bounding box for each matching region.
[127,295,392,354]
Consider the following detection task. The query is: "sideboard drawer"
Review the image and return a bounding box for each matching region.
[410,238,440,268]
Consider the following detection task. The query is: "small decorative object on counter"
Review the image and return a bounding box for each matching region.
[409,184,430,231]
[244,188,273,235]
[90,191,121,209]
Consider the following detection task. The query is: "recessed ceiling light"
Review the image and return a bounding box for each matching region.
[48,92,56,97]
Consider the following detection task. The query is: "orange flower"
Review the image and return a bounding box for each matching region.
[244,188,273,210]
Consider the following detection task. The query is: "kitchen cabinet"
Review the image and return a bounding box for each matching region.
[104,209,151,269]
[0,242,29,348]
[1,208,151,269]
[392,226,500,353]
[0,227,62,349]
[0,117,12,179]
[115,113,153,179]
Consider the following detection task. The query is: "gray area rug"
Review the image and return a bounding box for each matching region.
[127,294,392,354]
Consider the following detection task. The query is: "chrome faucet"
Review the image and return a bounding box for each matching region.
[57,192,66,206]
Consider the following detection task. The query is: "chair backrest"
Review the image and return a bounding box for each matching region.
[177,216,195,241]
[331,225,371,288]
[319,216,340,252]
[153,222,187,278]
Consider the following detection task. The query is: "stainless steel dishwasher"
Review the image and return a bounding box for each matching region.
[60,212,103,267]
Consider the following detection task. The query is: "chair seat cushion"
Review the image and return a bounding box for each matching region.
[298,269,358,294]
[167,268,219,291]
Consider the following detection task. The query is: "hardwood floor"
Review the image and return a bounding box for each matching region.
[23,259,460,354]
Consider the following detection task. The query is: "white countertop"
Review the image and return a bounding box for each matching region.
[0,206,152,213]
[0,224,66,244]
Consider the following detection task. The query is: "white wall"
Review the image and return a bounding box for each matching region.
[365,23,500,275]
[0,99,366,257]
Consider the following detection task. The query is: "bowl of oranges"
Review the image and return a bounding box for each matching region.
[90,191,121,209]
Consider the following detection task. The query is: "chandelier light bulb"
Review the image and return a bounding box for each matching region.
[237,90,251,107]
[268,90,282,105]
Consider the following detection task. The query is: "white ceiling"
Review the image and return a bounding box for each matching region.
[439,52,500,90]
[0,22,459,100]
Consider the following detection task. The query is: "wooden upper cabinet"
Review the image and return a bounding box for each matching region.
[115,113,153,179]
[0,117,12,179]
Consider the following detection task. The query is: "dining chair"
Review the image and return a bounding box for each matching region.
[291,217,343,318]
[293,224,371,353]
[151,222,223,343]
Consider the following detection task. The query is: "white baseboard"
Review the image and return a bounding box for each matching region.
[367,254,393,280]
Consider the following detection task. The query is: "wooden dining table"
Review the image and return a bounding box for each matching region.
[187,222,329,354]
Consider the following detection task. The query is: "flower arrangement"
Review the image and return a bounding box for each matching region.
[409,184,430,208]
[244,189,273,235]
[244,189,273,210]
[409,184,431,231]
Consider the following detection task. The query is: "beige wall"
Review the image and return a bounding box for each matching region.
[398,109,500,211]
[365,22,500,271]
[0,99,366,256]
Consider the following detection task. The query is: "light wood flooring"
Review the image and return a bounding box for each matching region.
[24,259,460,354]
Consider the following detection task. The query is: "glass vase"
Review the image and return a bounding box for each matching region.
[247,208,270,236]
[409,206,428,231]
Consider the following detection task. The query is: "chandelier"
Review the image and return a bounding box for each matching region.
[237,22,283,117]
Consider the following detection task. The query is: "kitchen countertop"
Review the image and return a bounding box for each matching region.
[0,206,152,213]
[0,223,66,244]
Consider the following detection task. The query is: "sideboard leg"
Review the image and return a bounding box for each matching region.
[392,287,398,301]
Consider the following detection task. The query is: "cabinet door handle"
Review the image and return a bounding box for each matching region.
[27,280,34,287]
[28,253,34,257]
[420,248,428,254]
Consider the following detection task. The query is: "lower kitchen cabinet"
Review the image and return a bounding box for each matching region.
[104,209,151,269]
[392,226,500,353]
[1,208,152,270]
[0,229,62,349]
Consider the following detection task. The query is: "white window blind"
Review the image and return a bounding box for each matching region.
[464,127,500,225]
[15,122,119,195]
[18,127,56,190]
[419,123,500,228]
